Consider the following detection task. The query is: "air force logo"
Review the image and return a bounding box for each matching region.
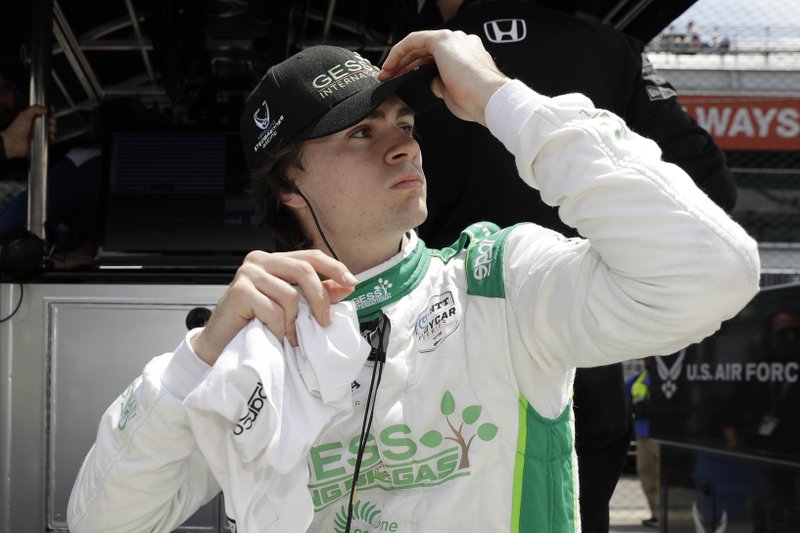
[483,19,527,44]
[656,349,686,399]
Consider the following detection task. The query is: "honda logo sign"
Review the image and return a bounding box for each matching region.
[483,19,527,43]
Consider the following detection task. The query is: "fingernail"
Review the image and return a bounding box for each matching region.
[343,272,358,285]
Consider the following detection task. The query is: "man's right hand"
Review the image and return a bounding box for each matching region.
[190,249,358,365]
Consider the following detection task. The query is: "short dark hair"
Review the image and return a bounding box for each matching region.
[250,141,310,252]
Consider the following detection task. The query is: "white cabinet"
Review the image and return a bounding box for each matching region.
[0,282,228,532]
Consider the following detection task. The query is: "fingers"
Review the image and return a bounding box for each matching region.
[379,48,435,79]
[379,30,507,125]
[193,274,294,364]
[2,106,55,158]
[48,115,57,141]
[25,105,46,116]
[192,249,357,364]
[278,249,358,323]
[322,279,356,304]
[380,31,442,75]
[17,105,47,121]
[234,258,305,346]
[246,253,331,345]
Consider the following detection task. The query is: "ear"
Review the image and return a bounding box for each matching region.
[280,189,306,209]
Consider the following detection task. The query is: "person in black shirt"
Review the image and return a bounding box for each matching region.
[416,1,737,531]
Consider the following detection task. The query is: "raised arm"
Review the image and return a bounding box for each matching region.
[484,80,760,372]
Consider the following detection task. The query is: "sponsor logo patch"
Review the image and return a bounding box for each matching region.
[253,100,271,130]
[483,19,527,43]
[310,390,499,513]
[352,278,393,311]
[252,99,285,153]
[646,85,677,101]
[117,383,138,431]
[641,53,677,101]
[415,291,460,352]
[311,52,378,99]
[234,381,267,435]
[472,240,494,281]
[333,499,395,533]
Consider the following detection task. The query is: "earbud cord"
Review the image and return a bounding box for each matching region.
[345,318,387,533]
[296,189,339,261]
[295,191,396,530]
[296,189,405,260]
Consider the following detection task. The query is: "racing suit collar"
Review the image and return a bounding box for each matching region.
[344,231,431,322]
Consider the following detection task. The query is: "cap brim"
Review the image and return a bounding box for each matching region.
[298,63,440,141]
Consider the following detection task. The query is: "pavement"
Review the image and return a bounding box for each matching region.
[610,474,661,533]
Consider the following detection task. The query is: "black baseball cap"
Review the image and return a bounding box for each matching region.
[239,45,439,170]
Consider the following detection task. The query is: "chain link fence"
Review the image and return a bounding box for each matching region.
[648,0,800,289]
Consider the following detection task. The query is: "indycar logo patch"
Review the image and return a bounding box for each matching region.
[415,291,460,352]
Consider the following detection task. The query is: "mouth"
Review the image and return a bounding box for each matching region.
[390,171,425,190]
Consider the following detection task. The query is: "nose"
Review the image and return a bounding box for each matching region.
[384,126,420,165]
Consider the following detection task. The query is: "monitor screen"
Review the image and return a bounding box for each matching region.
[96,130,274,267]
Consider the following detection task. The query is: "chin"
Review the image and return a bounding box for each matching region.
[408,204,427,231]
[389,198,427,234]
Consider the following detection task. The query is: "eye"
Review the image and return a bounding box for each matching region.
[350,126,370,139]
[399,123,414,136]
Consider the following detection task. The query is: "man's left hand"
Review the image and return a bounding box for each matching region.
[1,105,57,159]
[379,30,509,126]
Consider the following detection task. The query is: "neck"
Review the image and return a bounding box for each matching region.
[312,231,408,275]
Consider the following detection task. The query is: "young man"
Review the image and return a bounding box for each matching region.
[68,30,760,532]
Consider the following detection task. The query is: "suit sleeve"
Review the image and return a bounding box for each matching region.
[485,80,759,374]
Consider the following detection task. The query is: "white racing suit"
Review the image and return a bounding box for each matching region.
[67,80,760,532]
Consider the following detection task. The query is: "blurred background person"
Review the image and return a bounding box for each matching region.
[1,69,56,189]
[724,305,800,456]
[626,358,659,528]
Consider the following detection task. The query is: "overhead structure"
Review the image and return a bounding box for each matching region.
[1,0,699,143]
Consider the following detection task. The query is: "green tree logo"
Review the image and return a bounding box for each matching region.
[418,390,498,469]
[376,278,392,296]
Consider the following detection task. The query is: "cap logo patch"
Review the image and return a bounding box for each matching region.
[311,52,378,99]
[252,100,284,155]
[253,100,271,130]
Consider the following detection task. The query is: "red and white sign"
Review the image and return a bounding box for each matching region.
[679,95,800,151]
